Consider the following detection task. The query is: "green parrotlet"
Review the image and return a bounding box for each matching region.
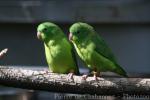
[37,22,79,79]
[69,22,127,80]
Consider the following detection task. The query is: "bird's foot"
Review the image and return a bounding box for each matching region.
[93,74,98,81]
[44,70,51,74]
[92,71,99,81]
[67,73,74,81]
[0,48,8,58]
[81,74,88,80]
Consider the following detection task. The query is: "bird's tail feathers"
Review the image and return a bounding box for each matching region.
[114,64,128,77]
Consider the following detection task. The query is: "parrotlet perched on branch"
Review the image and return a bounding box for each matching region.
[69,22,127,80]
[37,22,79,80]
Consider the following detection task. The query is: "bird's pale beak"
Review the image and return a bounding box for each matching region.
[37,31,42,40]
[69,33,73,41]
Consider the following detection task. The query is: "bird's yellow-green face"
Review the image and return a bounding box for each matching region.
[69,22,94,43]
[37,22,61,42]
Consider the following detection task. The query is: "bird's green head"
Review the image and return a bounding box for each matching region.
[69,22,95,43]
[37,22,63,42]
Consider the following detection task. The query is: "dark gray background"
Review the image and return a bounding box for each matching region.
[0,0,150,74]
[0,0,150,99]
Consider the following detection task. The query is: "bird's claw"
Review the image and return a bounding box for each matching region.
[67,73,74,81]
[93,75,98,81]
[81,75,88,80]
[92,71,99,81]
[44,70,51,74]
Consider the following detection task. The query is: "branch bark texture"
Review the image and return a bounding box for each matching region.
[0,66,150,95]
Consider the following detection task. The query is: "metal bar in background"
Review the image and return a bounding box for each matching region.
[0,0,149,23]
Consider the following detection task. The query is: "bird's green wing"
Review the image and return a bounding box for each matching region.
[93,50,127,77]
[70,43,80,75]
[91,34,127,77]
[92,33,117,63]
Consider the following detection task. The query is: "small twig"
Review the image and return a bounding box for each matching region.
[0,48,8,58]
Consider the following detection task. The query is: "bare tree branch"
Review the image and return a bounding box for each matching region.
[0,48,8,58]
[0,66,150,95]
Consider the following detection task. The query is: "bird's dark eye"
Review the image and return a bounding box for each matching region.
[76,31,80,34]
[43,28,47,31]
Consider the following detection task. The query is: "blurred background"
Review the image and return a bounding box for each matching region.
[0,0,150,100]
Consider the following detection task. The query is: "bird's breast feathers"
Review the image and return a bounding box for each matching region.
[45,40,71,61]
[74,41,94,63]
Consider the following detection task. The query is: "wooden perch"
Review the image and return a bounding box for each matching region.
[0,66,150,96]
